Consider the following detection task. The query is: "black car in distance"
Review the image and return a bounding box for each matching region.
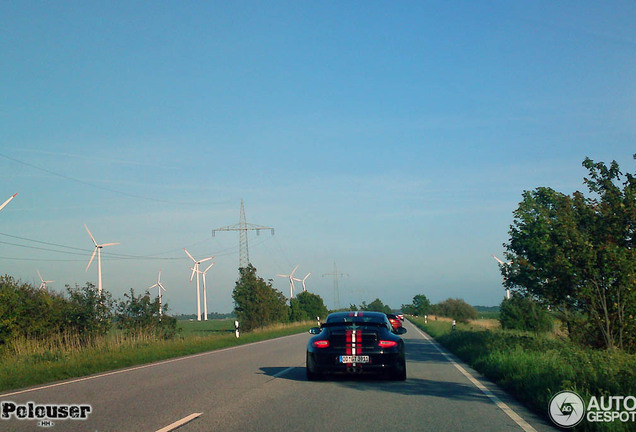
[306,311,407,381]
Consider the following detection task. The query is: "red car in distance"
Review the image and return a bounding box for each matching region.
[386,313,403,331]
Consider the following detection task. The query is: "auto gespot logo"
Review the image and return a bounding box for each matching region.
[549,391,636,428]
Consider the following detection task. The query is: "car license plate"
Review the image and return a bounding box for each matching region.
[339,355,370,364]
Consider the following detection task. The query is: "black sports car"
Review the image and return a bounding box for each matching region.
[306,311,407,380]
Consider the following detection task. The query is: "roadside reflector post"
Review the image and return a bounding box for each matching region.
[234,320,240,338]
[317,316,321,327]
[424,314,428,324]
[452,319,456,332]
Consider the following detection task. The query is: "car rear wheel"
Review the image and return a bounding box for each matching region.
[392,359,407,381]
[306,352,322,381]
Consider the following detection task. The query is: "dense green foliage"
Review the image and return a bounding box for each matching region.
[504,156,636,352]
[232,264,289,331]
[360,298,393,314]
[0,276,175,349]
[401,294,431,316]
[411,317,635,431]
[115,288,177,338]
[431,298,478,323]
[499,294,553,333]
[291,291,328,322]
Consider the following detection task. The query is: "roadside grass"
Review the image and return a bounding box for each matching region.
[177,318,236,336]
[0,320,313,393]
[409,316,636,432]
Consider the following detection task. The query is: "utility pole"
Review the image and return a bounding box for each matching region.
[212,200,274,269]
[322,261,348,310]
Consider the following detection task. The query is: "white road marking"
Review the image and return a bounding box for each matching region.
[411,324,538,432]
[0,333,306,398]
[155,412,202,432]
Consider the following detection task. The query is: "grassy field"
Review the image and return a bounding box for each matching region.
[409,316,636,431]
[0,319,313,393]
[178,318,236,336]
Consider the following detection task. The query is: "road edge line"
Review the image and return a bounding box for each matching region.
[411,324,538,432]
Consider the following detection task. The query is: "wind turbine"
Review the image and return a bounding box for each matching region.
[190,262,216,321]
[149,270,167,316]
[184,249,214,321]
[277,265,298,299]
[293,272,312,293]
[36,270,54,290]
[0,193,17,212]
[492,254,511,299]
[85,224,119,296]
[201,262,215,321]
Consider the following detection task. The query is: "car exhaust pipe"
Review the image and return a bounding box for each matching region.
[346,366,362,374]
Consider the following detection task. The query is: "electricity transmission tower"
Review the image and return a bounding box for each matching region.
[212,200,274,269]
[322,261,348,310]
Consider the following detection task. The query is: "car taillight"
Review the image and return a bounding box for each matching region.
[312,340,329,348]
[378,340,398,348]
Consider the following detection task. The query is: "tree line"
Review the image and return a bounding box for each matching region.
[0,275,177,348]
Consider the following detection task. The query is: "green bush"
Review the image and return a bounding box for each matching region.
[115,288,177,339]
[499,294,553,333]
[431,298,478,323]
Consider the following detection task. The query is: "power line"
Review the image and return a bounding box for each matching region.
[0,151,224,206]
[212,200,274,268]
[322,261,348,310]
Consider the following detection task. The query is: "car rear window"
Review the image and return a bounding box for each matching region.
[325,314,386,325]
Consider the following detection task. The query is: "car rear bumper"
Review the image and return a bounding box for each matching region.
[308,351,402,374]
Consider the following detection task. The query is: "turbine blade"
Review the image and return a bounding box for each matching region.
[158,282,167,291]
[86,247,97,271]
[291,265,298,276]
[101,242,120,247]
[37,270,43,282]
[189,267,196,281]
[149,283,158,289]
[276,274,287,278]
[203,262,215,273]
[0,193,17,212]
[85,224,97,246]
[304,272,312,281]
[183,248,196,262]
[491,254,505,265]
[200,256,214,263]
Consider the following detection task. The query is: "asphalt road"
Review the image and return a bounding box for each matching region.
[0,319,557,432]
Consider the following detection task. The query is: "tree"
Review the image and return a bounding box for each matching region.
[361,298,392,314]
[294,291,328,322]
[432,298,477,323]
[0,275,71,344]
[289,298,309,322]
[115,288,177,338]
[499,294,553,333]
[65,282,114,339]
[402,294,430,316]
[504,156,636,351]
[232,264,289,331]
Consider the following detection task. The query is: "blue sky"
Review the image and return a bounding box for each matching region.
[1,1,635,314]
